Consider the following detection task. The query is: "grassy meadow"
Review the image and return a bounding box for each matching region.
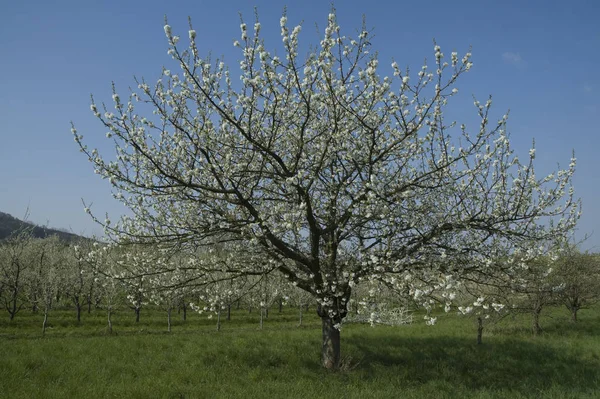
[1,305,599,399]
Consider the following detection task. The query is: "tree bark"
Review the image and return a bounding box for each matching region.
[320,316,341,370]
[135,307,140,323]
[217,308,221,332]
[532,305,542,336]
[42,307,49,336]
[182,302,187,321]
[477,316,483,344]
[107,308,113,334]
[260,307,264,330]
[9,286,18,321]
[8,268,21,321]
[571,307,578,322]
[76,302,81,323]
[167,307,172,333]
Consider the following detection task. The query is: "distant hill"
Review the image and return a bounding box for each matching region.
[0,211,83,242]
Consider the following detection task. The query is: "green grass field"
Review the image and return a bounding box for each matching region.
[1,305,599,398]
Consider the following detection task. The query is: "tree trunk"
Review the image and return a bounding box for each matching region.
[87,296,92,314]
[279,298,283,313]
[571,307,578,322]
[260,307,264,330]
[9,288,18,321]
[320,316,341,370]
[167,307,172,333]
[532,306,542,336]
[265,307,269,319]
[8,269,20,321]
[76,302,81,323]
[227,304,231,321]
[42,307,49,336]
[135,307,140,323]
[477,316,483,344]
[217,308,221,332]
[236,300,240,310]
[182,302,187,321]
[107,308,113,334]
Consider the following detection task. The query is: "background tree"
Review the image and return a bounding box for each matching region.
[116,248,154,323]
[454,246,563,337]
[0,231,33,320]
[453,284,507,344]
[283,282,314,327]
[66,240,95,322]
[39,240,65,335]
[509,254,564,336]
[254,272,282,329]
[553,248,600,322]
[23,237,52,313]
[147,267,185,333]
[73,10,579,369]
[205,274,252,324]
[193,274,234,331]
[89,243,120,334]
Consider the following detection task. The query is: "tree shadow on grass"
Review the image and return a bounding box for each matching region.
[347,333,600,395]
[539,318,600,338]
[489,312,600,339]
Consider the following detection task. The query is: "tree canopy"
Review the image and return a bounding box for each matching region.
[72,10,579,369]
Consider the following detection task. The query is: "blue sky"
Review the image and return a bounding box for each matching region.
[1,0,599,249]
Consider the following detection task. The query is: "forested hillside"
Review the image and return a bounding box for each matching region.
[0,211,81,242]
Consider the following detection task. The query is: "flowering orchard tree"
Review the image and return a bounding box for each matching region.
[190,273,251,330]
[553,248,600,322]
[114,247,155,323]
[147,269,184,333]
[69,240,100,321]
[87,243,121,334]
[283,283,314,326]
[0,231,33,321]
[448,240,566,338]
[39,240,66,336]
[73,11,579,369]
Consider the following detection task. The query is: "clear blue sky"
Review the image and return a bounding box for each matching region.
[1,0,599,249]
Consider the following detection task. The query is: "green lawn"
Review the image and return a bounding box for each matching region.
[1,305,599,398]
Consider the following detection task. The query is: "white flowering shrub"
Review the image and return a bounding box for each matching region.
[73,10,579,369]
